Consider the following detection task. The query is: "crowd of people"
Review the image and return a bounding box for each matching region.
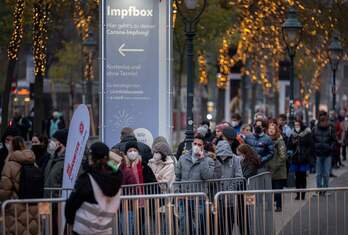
[0,109,347,234]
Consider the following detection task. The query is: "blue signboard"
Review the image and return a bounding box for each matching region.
[101,0,172,147]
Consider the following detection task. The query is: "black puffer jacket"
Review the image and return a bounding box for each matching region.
[312,124,337,158]
[289,128,313,164]
[112,136,152,164]
[65,168,123,225]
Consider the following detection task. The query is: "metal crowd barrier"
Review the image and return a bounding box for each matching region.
[121,182,169,196]
[214,187,348,235]
[172,177,246,201]
[1,198,69,235]
[115,193,210,235]
[245,172,273,234]
[44,177,247,200]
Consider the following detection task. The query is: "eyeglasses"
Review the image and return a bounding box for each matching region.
[193,143,203,147]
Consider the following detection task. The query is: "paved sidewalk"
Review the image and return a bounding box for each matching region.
[274,161,348,235]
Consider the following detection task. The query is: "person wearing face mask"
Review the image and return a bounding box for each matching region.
[46,110,66,138]
[312,111,337,191]
[244,119,274,168]
[31,134,50,171]
[175,135,215,181]
[266,122,288,211]
[0,127,20,174]
[288,120,312,200]
[124,141,157,184]
[148,141,175,186]
[44,128,69,197]
[231,113,243,134]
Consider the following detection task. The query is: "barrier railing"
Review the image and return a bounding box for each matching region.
[1,198,68,235]
[44,177,246,199]
[3,186,348,234]
[214,187,348,235]
[115,193,210,235]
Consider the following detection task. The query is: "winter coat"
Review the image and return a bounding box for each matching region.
[215,156,243,179]
[0,150,39,235]
[120,164,137,185]
[266,136,288,180]
[312,124,337,158]
[112,136,152,164]
[245,133,274,164]
[240,159,259,179]
[65,168,123,229]
[175,151,215,181]
[43,152,65,197]
[0,127,20,174]
[215,140,243,179]
[148,156,175,185]
[289,128,313,165]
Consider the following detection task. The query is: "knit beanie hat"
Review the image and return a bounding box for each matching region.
[216,140,233,157]
[90,142,109,160]
[52,129,69,146]
[152,136,169,149]
[125,141,139,153]
[222,127,237,140]
[152,142,172,156]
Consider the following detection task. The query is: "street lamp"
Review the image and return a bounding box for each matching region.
[82,26,97,106]
[281,7,302,128]
[328,34,343,112]
[175,0,207,150]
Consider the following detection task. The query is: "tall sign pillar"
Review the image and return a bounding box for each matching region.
[101,0,172,147]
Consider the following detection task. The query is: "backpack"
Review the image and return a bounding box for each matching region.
[18,164,44,199]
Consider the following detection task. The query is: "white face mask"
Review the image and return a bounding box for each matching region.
[231,121,239,127]
[47,141,57,155]
[153,152,162,161]
[127,151,139,161]
[5,143,12,152]
[295,127,301,133]
[192,145,202,155]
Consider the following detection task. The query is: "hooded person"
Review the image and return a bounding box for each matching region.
[0,127,20,174]
[44,128,69,197]
[215,140,243,179]
[148,141,176,186]
[65,142,123,235]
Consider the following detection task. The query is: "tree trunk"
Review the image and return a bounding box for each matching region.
[33,73,44,134]
[1,60,16,136]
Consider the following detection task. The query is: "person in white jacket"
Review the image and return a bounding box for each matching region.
[148,141,176,186]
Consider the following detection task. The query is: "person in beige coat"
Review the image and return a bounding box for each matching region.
[0,136,39,235]
[148,141,176,186]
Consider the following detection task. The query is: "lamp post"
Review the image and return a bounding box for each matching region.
[281,7,302,128]
[328,34,343,113]
[82,26,97,106]
[176,0,207,150]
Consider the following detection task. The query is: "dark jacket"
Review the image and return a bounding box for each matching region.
[142,162,157,183]
[240,158,259,179]
[289,128,313,164]
[0,127,20,174]
[312,124,337,158]
[244,133,274,164]
[112,136,152,164]
[65,168,123,225]
[266,136,288,180]
[44,152,65,197]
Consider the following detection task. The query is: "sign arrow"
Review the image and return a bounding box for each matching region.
[118,43,144,57]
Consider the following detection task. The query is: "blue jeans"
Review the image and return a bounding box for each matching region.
[316,157,331,188]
